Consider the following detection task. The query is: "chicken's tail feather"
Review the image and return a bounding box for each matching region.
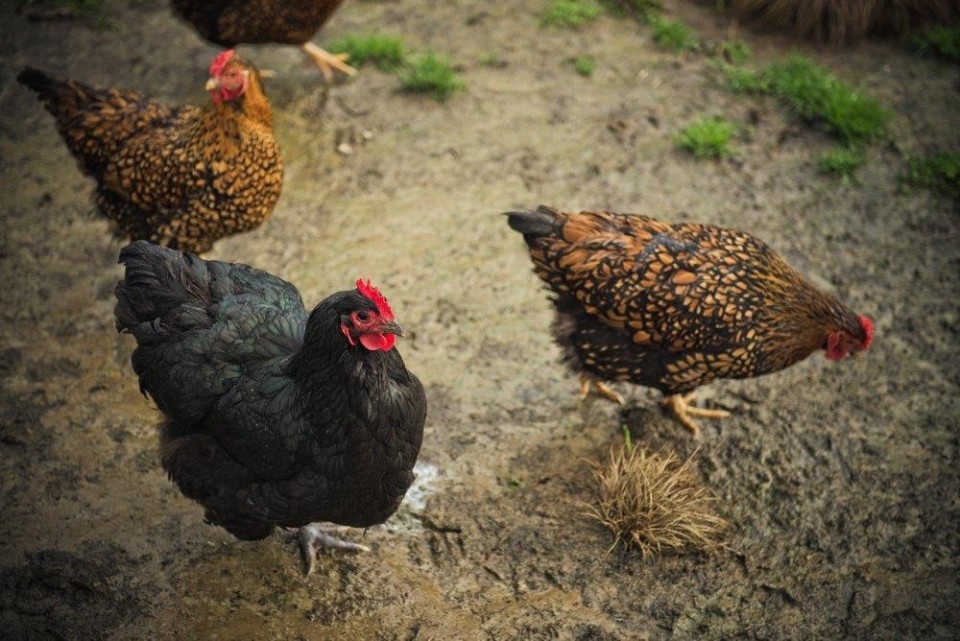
[17,67,64,98]
[17,66,90,117]
[505,205,562,240]
[115,240,212,336]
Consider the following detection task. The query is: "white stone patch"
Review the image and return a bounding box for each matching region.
[380,461,440,534]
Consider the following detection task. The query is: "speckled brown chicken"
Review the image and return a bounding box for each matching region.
[170,0,355,81]
[18,51,282,254]
[507,206,874,436]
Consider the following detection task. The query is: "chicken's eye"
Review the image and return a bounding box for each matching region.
[355,311,372,323]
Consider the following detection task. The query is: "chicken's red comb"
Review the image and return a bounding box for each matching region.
[209,50,236,77]
[858,315,874,350]
[356,279,395,320]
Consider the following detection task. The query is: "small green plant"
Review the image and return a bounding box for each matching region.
[676,117,737,159]
[650,15,699,52]
[718,62,763,92]
[327,34,406,71]
[818,147,864,181]
[717,56,892,178]
[399,53,464,101]
[761,56,889,146]
[714,39,750,64]
[541,0,602,28]
[584,446,727,557]
[573,55,597,76]
[900,152,960,199]
[911,24,960,61]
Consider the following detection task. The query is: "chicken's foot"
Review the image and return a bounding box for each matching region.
[579,374,626,405]
[660,392,730,437]
[301,42,357,82]
[299,523,370,576]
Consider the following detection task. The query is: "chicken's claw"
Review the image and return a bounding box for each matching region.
[299,523,371,576]
[301,42,358,82]
[660,392,730,437]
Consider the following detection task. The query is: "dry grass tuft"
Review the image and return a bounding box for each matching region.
[585,444,727,557]
[726,0,959,45]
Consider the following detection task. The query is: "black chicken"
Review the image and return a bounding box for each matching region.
[115,241,426,573]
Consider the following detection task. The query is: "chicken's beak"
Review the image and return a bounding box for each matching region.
[380,320,405,337]
[205,77,219,92]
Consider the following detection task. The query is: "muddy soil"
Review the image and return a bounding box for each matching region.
[1,1,958,639]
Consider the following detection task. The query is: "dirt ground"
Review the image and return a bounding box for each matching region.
[1,0,958,639]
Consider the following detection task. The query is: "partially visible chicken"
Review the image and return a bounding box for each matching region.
[170,0,356,81]
[18,51,282,254]
[115,241,426,573]
[507,206,873,436]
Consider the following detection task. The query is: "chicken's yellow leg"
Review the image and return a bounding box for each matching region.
[660,392,730,437]
[579,374,626,405]
[301,42,357,81]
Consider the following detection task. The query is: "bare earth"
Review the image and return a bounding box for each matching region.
[1,1,958,639]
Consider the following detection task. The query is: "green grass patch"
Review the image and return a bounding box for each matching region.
[718,61,763,92]
[327,34,406,71]
[900,152,960,199]
[717,54,891,179]
[818,147,864,181]
[541,0,602,28]
[910,24,960,61]
[650,16,699,52]
[713,39,750,64]
[676,117,737,159]
[720,55,889,147]
[398,53,464,101]
[573,55,597,76]
[762,56,889,145]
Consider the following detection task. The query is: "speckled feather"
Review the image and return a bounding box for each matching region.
[114,241,426,540]
[170,0,347,46]
[508,206,867,395]
[18,56,282,253]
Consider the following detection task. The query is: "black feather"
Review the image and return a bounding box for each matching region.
[17,67,61,100]
[504,205,562,241]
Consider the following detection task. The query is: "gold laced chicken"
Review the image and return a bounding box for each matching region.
[507,206,874,436]
[18,50,282,254]
[170,0,356,81]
